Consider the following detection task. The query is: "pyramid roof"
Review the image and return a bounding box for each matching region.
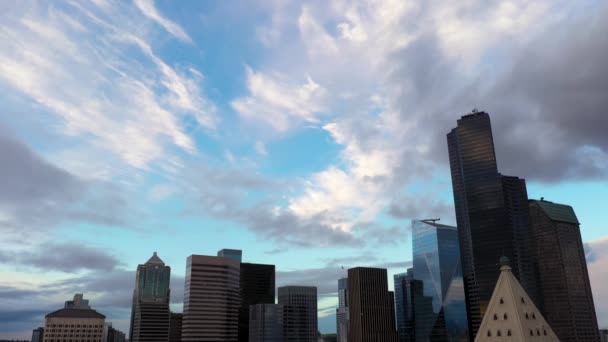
[145,251,165,265]
[475,257,559,342]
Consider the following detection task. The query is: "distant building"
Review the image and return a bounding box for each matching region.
[65,293,90,309]
[129,252,171,342]
[30,327,43,342]
[599,329,608,342]
[320,333,338,341]
[336,277,349,342]
[103,324,126,342]
[394,269,414,342]
[279,286,318,342]
[43,296,105,342]
[475,257,558,342]
[239,261,276,341]
[249,303,284,342]
[169,312,182,342]
[218,248,243,262]
[412,219,469,341]
[447,111,538,337]
[529,199,601,342]
[347,267,398,342]
[182,254,241,341]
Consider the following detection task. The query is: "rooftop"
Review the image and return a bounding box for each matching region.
[46,308,105,319]
[145,251,165,265]
[530,198,579,225]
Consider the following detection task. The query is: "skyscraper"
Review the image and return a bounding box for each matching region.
[447,110,538,338]
[31,327,43,342]
[249,303,284,342]
[239,262,276,341]
[169,312,182,342]
[43,295,105,342]
[65,293,90,309]
[278,286,318,342]
[129,252,171,342]
[182,254,241,341]
[529,199,600,342]
[348,267,398,342]
[394,269,414,342]
[412,219,469,341]
[336,278,349,342]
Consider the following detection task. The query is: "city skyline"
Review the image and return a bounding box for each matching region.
[1,0,608,340]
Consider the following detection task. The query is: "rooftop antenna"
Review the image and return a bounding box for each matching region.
[422,218,440,224]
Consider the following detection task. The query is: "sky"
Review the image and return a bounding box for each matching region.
[0,0,607,339]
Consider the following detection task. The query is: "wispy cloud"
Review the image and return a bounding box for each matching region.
[133,0,192,43]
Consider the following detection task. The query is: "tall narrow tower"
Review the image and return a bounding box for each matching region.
[336,278,349,342]
[447,111,538,339]
[129,252,171,342]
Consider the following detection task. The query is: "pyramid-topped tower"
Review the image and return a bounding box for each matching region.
[475,257,559,342]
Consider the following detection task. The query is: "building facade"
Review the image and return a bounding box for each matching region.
[599,329,608,342]
[239,262,276,341]
[129,252,171,342]
[43,307,105,342]
[31,327,43,342]
[529,199,601,342]
[278,286,318,342]
[169,312,183,342]
[348,267,398,342]
[249,303,284,342]
[336,277,349,342]
[182,254,241,341]
[394,269,414,342]
[447,111,538,338]
[412,219,469,341]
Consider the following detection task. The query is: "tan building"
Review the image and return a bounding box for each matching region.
[43,307,105,342]
[475,257,559,342]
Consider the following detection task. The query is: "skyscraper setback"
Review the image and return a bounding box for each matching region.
[182,254,241,341]
[447,111,538,338]
[529,199,600,342]
[348,267,398,342]
[129,252,171,342]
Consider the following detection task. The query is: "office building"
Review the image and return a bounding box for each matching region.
[412,219,469,341]
[129,252,171,342]
[31,327,43,342]
[182,254,241,341]
[103,324,126,342]
[447,110,538,337]
[475,257,558,342]
[320,333,338,341]
[529,199,601,342]
[65,293,90,309]
[394,269,414,342]
[279,286,318,342]
[218,248,243,261]
[239,262,276,341]
[249,303,284,342]
[336,277,349,342]
[599,329,608,342]
[169,312,182,342]
[348,267,398,342]
[43,295,105,342]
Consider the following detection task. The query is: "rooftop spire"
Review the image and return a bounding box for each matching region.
[145,251,165,265]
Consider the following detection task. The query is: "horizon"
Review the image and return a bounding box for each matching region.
[1,0,607,339]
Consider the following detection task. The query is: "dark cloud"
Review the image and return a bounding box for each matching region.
[0,287,40,299]
[17,243,120,273]
[387,196,454,222]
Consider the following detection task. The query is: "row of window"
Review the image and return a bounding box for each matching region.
[487,329,548,337]
[48,324,102,328]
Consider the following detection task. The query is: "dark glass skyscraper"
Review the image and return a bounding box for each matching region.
[393,269,414,342]
[347,267,398,342]
[447,111,537,338]
[411,219,468,341]
[278,286,318,342]
[249,304,284,342]
[129,252,171,342]
[239,262,276,341]
[529,199,600,342]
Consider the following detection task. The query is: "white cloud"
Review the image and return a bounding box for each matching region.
[298,6,339,57]
[231,67,328,131]
[255,141,269,156]
[0,1,215,172]
[133,0,192,43]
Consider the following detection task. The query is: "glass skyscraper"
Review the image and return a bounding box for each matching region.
[129,252,171,342]
[336,278,349,342]
[447,111,538,338]
[412,219,468,342]
[394,269,414,342]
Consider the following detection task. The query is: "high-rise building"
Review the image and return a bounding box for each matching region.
[182,254,241,341]
[103,323,127,342]
[394,269,414,342]
[43,295,105,342]
[336,277,349,342]
[218,248,243,262]
[249,303,284,342]
[474,257,558,342]
[169,312,182,342]
[278,286,318,342]
[411,219,469,341]
[239,262,275,341]
[599,329,608,342]
[447,110,538,338]
[529,199,601,342]
[347,267,399,342]
[65,293,90,309]
[129,252,171,342]
[31,327,43,342]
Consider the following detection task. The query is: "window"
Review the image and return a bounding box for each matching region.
[521,297,526,304]
[544,330,547,336]
[530,330,534,336]
[525,313,529,319]
[537,329,541,336]
[532,313,536,319]
[497,330,502,336]
[504,313,508,320]
[487,331,492,337]
[507,330,512,336]
[493,314,498,320]
[500,298,504,304]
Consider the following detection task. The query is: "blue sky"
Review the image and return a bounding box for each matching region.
[1,0,608,338]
